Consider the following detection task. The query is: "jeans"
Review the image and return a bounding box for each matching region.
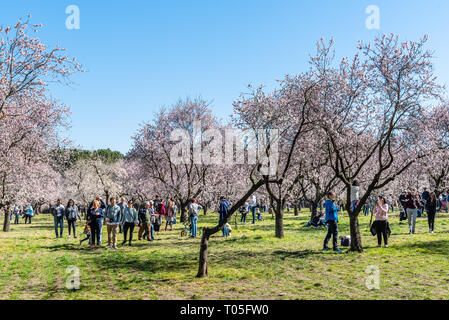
[24,215,32,224]
[67,219,77,237]
[324,220,338,250]
[375,220,388,246]
[90,219,103,245]
[351,200,358,213]
[251,206,257,224]
[123,222,135,244]
[190,214,198,237]
[54,216,64,237]
[219,213,228,236]
[428,210,436,231]
[240,212,247,223]
[123,222,135,243]
[14,214,20,224]
[406,208,417,234]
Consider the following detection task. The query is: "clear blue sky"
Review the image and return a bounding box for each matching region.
[2,0,449,154]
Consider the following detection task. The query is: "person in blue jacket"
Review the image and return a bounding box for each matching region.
[218,196,230,237]
[323,192,342,252]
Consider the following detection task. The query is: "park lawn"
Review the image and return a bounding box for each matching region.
[1,209,449,300]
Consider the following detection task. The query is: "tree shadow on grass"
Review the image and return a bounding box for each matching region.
[272,249,322,260]
[399,239,449,255]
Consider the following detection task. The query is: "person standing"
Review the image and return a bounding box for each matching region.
[239,201,249,224]
[88,200,105,248]
[404,189,422,235]
[138,202,153,241]
[218,196,230,237]
[350,181,360,213]
[65,199,81,238]
[51,200,65,238]
[117,197,127,234]
[426,193,438,234]
[165,198,174,231]
[249,194,257,224]
[188,198,202,238]
[13,205,21,224]
[105,197,121,249]
[371,196,390,248]
[121,200,139,246]
[323,192,342,253]
[156,199,166,230]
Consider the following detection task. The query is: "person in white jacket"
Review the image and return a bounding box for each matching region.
[350,181,360,213]
[249,195,258,224]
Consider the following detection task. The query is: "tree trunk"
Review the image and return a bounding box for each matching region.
[294,203,298,216]
[349,213,363,252]
[310,203,318,221]
[275,201,284,239]
[3,206,10,232]
[180,202,188,223]
[197,230,210,277]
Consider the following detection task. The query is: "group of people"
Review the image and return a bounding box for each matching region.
[320,182,444,253]
[237,195,266,225]
[49,195,177,248]
[9,204,35,224]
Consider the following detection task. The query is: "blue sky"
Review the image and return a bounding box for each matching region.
[2,0,449,154]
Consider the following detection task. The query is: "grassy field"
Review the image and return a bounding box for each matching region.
[1,209,449,300]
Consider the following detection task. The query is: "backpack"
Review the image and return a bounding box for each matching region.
[340,235,351,247]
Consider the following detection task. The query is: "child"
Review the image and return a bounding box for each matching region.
[225,223,232,237]
[79,223,91,246]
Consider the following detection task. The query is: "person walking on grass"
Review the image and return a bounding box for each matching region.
[371,196,390,248]
[188,198,202,238]
[138,202,153,241]
[121,200,139,246]
[117,197,127,234]
[105,197,121,249]
[88,200,105,248]
[323,192,342,253]
[404,188,422,235]
[426,193,438,234]
[51,200,65,238]
[65,199,81,238]
[218,196,230,238]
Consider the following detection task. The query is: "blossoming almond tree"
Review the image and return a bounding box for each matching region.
[314,35,445,252]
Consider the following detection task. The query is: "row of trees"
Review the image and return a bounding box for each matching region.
[1,18,448,277]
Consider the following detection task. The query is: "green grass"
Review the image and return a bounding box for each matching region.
[1,209,449,300]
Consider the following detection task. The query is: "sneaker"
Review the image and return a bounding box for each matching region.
[384,245,388,248]
[322,247,332,251]
[333,248,343,253]
[377,245,381,248]
[113,245,117,249]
